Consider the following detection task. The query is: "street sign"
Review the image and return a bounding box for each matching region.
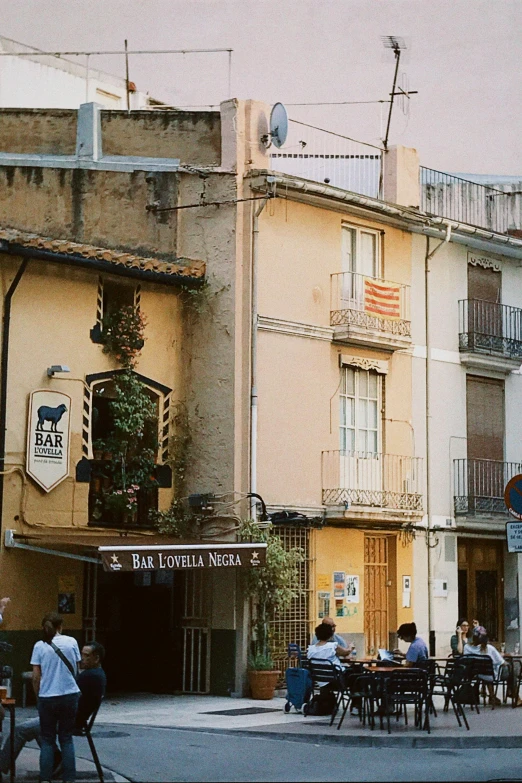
[506,521,522,553]
[504,474,522,521]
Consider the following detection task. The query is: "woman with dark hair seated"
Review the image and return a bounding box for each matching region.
[450,618,470,656]
[397,622,429,666]
[307,622,354,667]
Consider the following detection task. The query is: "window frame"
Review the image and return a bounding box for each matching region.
[341,222,381,279]
[339,366,382,455]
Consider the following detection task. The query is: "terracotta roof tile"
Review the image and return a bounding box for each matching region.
[0,227,205,281]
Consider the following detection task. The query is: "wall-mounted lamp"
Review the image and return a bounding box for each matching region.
[47,365,71,377]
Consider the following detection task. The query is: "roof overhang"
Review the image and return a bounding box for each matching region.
[248,170,522,261]
[0,230,205,286]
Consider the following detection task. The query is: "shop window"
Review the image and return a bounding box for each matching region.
[89,377,160,528]
[90,277,139,343]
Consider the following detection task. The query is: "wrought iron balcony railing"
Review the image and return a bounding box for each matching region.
[330,271,411,338]
[454,458,522,516]
[322,450,423,512]
[458,299,522,360]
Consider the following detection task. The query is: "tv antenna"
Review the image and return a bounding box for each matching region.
[261,102,288,148]
[381,36,417,149]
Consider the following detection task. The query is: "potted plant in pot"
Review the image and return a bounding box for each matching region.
[240,518,304,701]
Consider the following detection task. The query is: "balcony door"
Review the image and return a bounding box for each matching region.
[341,225,379,308]
[467,264,502,347]
[339,366,382,500]
[466,376,504,512]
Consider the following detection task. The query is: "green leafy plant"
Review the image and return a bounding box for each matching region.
[240,519,304,665]
[248,652,276,672]
[101,305,146,368]
[149,498,200,539]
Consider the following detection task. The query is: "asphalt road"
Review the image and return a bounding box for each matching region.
[76,724,522,782]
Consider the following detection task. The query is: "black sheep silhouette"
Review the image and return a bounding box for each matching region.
[36,404,67,432]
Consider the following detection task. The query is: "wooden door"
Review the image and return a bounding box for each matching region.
[364,535,389,656]
[467,264,502,342]
[458,538,503,642]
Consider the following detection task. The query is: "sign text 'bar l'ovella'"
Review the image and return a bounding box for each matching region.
[99,543,267,572]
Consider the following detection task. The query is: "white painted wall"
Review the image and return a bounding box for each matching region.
[0,38,155,109]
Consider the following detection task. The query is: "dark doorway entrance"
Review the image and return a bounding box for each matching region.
[94,568,211,694]
[458,538,503,642]
[96,569,183,692]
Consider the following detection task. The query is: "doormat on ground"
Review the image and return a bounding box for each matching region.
[201,707,282,716]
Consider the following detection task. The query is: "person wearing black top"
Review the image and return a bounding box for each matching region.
[0,641,106,776]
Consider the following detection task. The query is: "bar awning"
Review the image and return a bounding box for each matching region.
[4,530,267,571]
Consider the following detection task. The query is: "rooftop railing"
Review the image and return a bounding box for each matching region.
[331,271,411,337]
[322,450,423,512]
[454,458,522,516]
[420,167,515,234]
[270,119,383,198]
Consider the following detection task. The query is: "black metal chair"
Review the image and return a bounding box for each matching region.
[306,658,349,726]
[382,669,430,734]
[77,703,104,782]
[464,654,496,708]
[444,658,480,729]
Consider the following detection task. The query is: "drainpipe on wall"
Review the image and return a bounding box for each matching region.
[0,259,29,536]
[425,226,452,655]
[250,195,271,519]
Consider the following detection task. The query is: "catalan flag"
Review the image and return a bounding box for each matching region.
[364,277,401,320]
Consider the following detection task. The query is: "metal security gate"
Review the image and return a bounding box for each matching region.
[181,571,211,693]
[364,535,389,656]
[269,526,312,676]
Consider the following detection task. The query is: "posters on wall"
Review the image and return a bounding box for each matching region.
[402,575,411,608]
[335,598,344,617]
[346,574,359,603]
[58,576,76,615]
[318,592,330,618]
[333,571,345,598]
[317,574,330,591]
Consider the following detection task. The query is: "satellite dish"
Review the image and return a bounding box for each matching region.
[269,102,288,149]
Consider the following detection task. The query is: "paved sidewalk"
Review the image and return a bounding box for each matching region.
[92,692,522,747]
[6,739,129,781]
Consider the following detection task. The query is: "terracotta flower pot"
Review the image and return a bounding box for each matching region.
[248,670,280,700]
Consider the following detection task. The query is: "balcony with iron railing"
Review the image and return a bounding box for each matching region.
[330,271,411,350]
[454,459,522,517]
[458,299,522,372]
[322,450,423,513]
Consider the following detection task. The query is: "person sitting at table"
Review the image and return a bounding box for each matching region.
[451,618,470,656]
[311,617,354,652]
[463,625,504,706]
[307,622,354,668]
[396,622,429,666]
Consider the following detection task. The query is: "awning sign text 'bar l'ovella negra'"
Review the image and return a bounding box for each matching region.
[99,542,267,572]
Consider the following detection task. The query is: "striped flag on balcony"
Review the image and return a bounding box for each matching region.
[364,277,401,320]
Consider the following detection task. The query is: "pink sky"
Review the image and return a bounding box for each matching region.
[0,0,520,174]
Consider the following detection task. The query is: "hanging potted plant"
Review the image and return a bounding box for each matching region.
[240,519,304,700]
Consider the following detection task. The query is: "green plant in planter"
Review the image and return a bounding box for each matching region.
[248,652,276,672]
[101,305,146,369]
[240,518,304,666]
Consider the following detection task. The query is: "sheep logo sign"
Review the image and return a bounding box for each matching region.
[26,390,71,492]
